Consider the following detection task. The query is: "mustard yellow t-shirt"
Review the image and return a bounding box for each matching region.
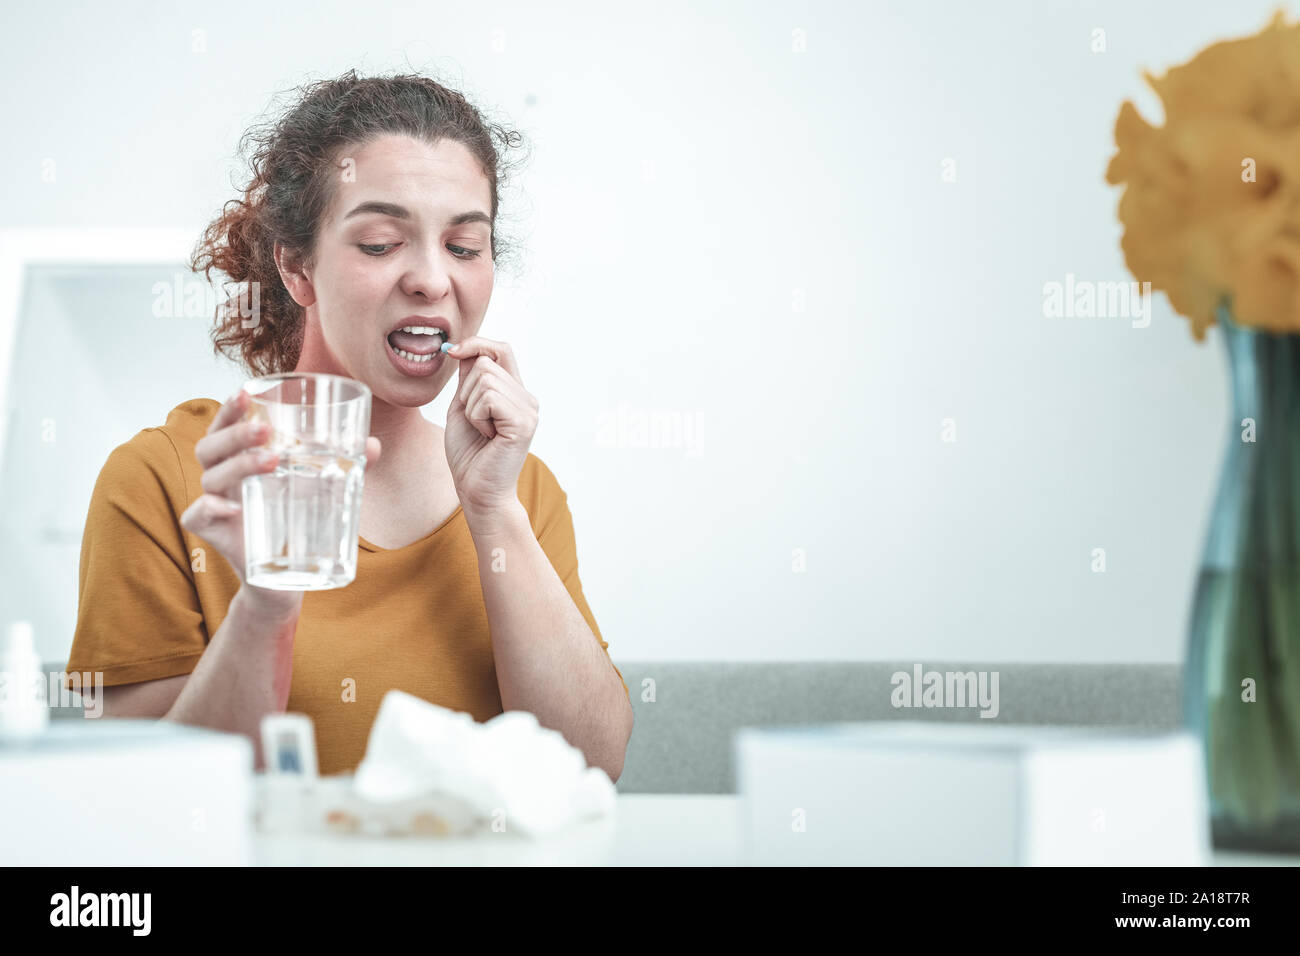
[64,397,626,776]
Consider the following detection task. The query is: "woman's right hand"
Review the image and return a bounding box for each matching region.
[181,389,381,596]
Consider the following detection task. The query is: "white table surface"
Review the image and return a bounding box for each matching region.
[255,792,743,866]
[252,787,1300,867]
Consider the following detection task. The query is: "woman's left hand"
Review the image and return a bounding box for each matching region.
[443,336,539,527]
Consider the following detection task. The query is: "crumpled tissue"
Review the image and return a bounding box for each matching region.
[347,689,617,837]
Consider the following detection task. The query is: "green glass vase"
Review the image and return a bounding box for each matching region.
[1184,301,1300,851]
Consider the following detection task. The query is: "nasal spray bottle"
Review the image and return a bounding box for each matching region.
[0,621,49,741]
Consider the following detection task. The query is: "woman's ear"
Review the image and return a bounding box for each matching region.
[274,241,317,308]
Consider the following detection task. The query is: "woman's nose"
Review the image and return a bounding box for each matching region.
[399,244,453,300]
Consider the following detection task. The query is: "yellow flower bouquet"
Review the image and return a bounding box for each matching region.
[1107,10,1300,339]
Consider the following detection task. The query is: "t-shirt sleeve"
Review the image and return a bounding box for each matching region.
[64,429,209,689]
[529,459,628,701]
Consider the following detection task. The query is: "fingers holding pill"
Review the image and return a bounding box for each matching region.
[444,337,525,388]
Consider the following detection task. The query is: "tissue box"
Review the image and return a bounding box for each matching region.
[734,722,1210,866]
[0,720,253,865]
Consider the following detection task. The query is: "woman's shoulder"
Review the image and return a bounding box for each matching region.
[154,397,221,446]
[95,397,218,496]
[519,450,562,493]
[516,451,575,529]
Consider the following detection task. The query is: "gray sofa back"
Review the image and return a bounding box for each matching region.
[616,661,1182,793]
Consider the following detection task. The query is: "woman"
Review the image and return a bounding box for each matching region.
[65,71,632,781]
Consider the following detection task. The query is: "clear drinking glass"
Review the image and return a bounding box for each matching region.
[239,373,371,590]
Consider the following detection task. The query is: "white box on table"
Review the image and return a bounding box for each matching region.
[0,719,253,865]
[734,721,1210,866]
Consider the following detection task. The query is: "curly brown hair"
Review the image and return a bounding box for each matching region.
[190,69,526,377]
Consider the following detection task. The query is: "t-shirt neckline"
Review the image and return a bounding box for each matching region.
[357,505,465,553]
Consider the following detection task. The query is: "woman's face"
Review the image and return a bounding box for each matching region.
[288,133,495,406]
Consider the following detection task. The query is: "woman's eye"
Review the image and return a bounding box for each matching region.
[358,243,482,259]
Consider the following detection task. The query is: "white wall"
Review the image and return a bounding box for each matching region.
[0,0,1279,663]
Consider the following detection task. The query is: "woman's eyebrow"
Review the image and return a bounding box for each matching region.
[342,200,490,227]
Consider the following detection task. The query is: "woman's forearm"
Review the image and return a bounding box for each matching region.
[163,585,302,770]
[466,501,634,782]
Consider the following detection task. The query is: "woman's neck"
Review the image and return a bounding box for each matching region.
[366,401,443,488]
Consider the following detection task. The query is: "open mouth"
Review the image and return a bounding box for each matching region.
[386,325,447,363]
